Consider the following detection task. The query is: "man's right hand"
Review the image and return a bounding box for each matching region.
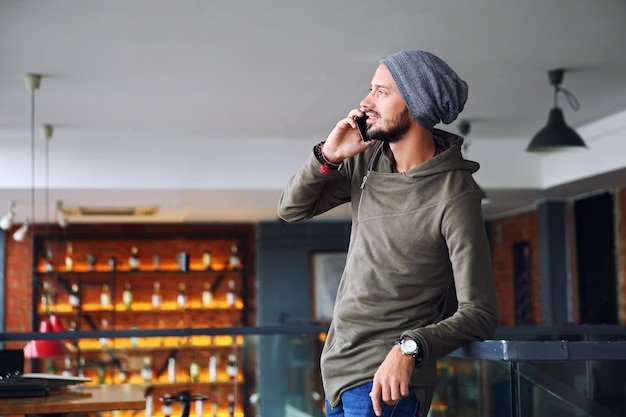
[322,109,375,163]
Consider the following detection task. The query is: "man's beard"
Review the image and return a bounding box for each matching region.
[366,108,412,143]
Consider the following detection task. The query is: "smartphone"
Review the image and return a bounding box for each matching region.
[354,114,369,142]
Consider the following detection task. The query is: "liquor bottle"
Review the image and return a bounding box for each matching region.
[226,354,238,380]
[228,393,235,417]
[100,318,109,347]
[162,395,173,417]
[129,246,140,271]
[227,245,241,270]
[117,366,128,383]
[189,356,200,382]
[100,284,111,308]
[211,398,218,417]
[202,249,213,270]
[44,248,54,272]
[62,356,73,377]
[108,256,116,271]
[41,281,51,311]
[46,358,59,375]
[177,252,189,272]
[153,253,160,271]
[208,355,217,382]
[145,394,153,417]
[69,283,80,309]
[141,356,153,382]
[177,282,187,308]
[65,242,74,272]
[77,357,86,378]
[97,362,106,384]
[195,397,203,417]
[167,357,176,383]
[202,282,213,307]
[86,249,97,271]
[122,282,133,310]
[152,281,162,308]
[226,279,236,307]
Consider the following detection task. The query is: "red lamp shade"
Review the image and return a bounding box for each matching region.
[24,318,70,358]
[49,313,77,346]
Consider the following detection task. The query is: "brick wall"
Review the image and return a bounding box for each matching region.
[489,211,541,326]
[488,187,626,327]
[4,226,35,340]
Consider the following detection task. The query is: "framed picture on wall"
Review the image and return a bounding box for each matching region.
[311,251,347,322]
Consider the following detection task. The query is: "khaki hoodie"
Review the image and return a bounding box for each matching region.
[278,129,498,412]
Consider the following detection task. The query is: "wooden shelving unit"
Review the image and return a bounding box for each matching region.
[32,224,255,417]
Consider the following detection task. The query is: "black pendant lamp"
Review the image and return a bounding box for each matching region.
[526,69,587,152]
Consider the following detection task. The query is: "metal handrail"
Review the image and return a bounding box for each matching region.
[3,325,626,363]
[450,339,626,361]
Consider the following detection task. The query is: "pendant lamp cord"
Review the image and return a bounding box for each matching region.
[554,86,580,111]
[30,87,35,242]
[45,127,50,243]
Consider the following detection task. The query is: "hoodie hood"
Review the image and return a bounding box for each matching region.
[372,128,479,178]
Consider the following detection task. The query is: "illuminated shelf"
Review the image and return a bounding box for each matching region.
[40,303,243,316]
[37,267,243,275]
[33,227,253,417]
[76,335,244,351]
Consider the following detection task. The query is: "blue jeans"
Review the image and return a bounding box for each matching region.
[325,382,420,417]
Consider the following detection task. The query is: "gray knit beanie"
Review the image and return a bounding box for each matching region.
[382,50,468,131]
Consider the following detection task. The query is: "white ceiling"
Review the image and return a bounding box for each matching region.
[1,0,626,225]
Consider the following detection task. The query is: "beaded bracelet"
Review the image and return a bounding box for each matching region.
[313,141,343,174]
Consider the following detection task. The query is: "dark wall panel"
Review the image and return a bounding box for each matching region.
[256,219,351,416]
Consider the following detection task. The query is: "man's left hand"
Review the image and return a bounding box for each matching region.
[369,344,414,416]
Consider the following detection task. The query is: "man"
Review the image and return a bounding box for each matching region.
[278,50,498,417]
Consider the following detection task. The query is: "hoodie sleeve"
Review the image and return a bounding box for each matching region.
[278,153,352,222]
[404,189,499,362]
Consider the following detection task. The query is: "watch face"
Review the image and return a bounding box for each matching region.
[401,339,418,355]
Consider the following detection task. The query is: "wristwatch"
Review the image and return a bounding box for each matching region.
[396,337,422,364]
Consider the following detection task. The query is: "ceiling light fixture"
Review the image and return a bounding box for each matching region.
[60,205,159,216]
[13,74,42,242]
[0,201,16,231]
[458,119,490,204]
[526,69,587,152]
[12,222,29,242]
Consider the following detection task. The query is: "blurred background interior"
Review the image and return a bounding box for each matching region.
[1,1,626,417]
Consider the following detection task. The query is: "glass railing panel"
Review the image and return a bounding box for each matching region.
[433,357,615,417]
[251,332,326,417]
[430,357,512,417]
[523,360,589,395]
[514,363,594,417]
[514,361,626,417]
[3,329,626,417]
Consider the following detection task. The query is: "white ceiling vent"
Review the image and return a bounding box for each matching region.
[60,206,159,216]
